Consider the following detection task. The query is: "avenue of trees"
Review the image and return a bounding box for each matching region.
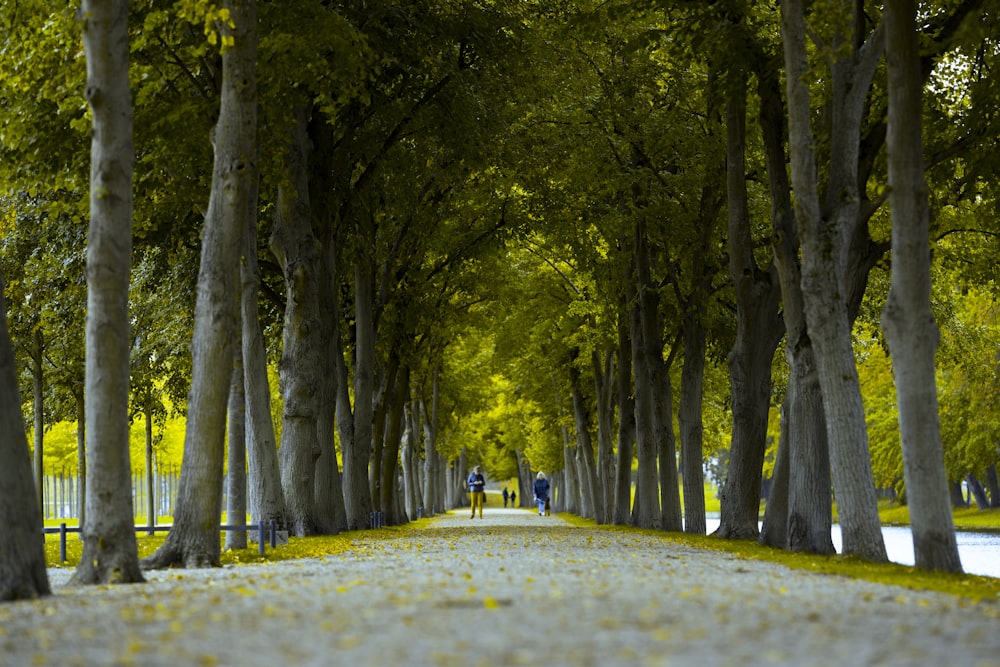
[2,0,1000,599]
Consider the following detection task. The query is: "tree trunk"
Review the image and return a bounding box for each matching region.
[985,466,1000,508]
[679,314,706,535]
[380,362,409,525]
[880,0,962,573]
[0,275,51,600]
[344,232,376,529]
[719,70,784,540]
[271,104,322,537]
[309,109,346,535]
[241,156,286,531]
[570,364,598,520]
[780,0,886,562]
[143,0,257,569]
[966,475,989,510]
[225,357,247,550]
[613,292,636,525]
[421,368,441,515]
[592,349,615,525]
[72,0,144,585]
[759,397,790,548]
[632,220,663,529]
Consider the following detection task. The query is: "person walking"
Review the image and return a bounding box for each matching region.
[509,490,516,507]
[467,466,486,519]
[502,487,509,508]
[532,472,550,517]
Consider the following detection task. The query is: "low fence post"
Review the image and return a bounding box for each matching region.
[59,523,67,563]
[269,519,277,549]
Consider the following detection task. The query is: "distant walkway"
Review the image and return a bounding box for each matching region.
[7,509,998,666]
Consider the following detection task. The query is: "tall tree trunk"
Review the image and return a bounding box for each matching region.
[759,396,790,548]
[0,275,51,600]
[421,367,441,515]
[143,0,257,569]
[881,0,962,573]
[570,362,598,520]
[271,104,322,537]
[985,466,1000,508]
[241,156,285,531]
[679,314,706,535]
[310,108,346,535]
[752,57,834,555]
[72,0,144,585]
[592,349,615,525]
[780,0,886,562]
[225,357,247,550]
[345,234,376,529]
[613,289,636,525]
[380,362,409,525]
[632,220,663,529]
[719,69,784,540]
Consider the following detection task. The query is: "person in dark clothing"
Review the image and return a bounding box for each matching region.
[467,466,486,519]
[532,472,550,517]
[502,487,509,507]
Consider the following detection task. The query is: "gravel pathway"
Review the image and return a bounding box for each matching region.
[3,508,998,667]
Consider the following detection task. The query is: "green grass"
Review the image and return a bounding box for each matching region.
[877,501,1000,531]
[556,512,1000,603]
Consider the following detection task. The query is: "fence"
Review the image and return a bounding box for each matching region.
[43,519,282,563]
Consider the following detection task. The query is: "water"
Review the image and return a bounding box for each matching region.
[833,525,1000,578]
[704,518,1000,578]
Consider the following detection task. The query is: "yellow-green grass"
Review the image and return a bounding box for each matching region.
[44,517,438,569]
[877,502,1000,531]
[556,512,1000,603]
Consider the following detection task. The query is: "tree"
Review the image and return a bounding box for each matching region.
[780,0,888,562]
[144,0,258,569]
[70,0,145,586]
[880,0,961,573]
[0,274,50,601]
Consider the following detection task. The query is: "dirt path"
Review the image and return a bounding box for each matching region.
[3,508,998,666]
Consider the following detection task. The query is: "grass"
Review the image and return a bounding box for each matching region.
[556,512,1000,603]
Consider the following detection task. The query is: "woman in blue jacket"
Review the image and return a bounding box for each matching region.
[532,472,550,517]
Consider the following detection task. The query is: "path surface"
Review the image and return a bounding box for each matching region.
[4,508,999,667]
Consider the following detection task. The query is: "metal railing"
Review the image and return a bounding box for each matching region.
[43,519,281,563]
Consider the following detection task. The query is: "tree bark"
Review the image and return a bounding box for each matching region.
[718,69,784,540]
[880,0,962,573]
[613,284,636,525]
[271,104,322,537]
[241,159,286,531]
[72,0,144,585]
[679,314,707,535]
[632,219,663,529]
[309,110,346,535]
[344,231,376,529]
[780,0,887,562]
[421,368,441,515]
[225,356,247,550]
[0,275,51,600]
[592,349,615,525]
[143,0,257,569]
[380,361,409,525]
[570,362,598,520]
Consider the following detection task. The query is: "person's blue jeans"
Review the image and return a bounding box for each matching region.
[536,497,546,514]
